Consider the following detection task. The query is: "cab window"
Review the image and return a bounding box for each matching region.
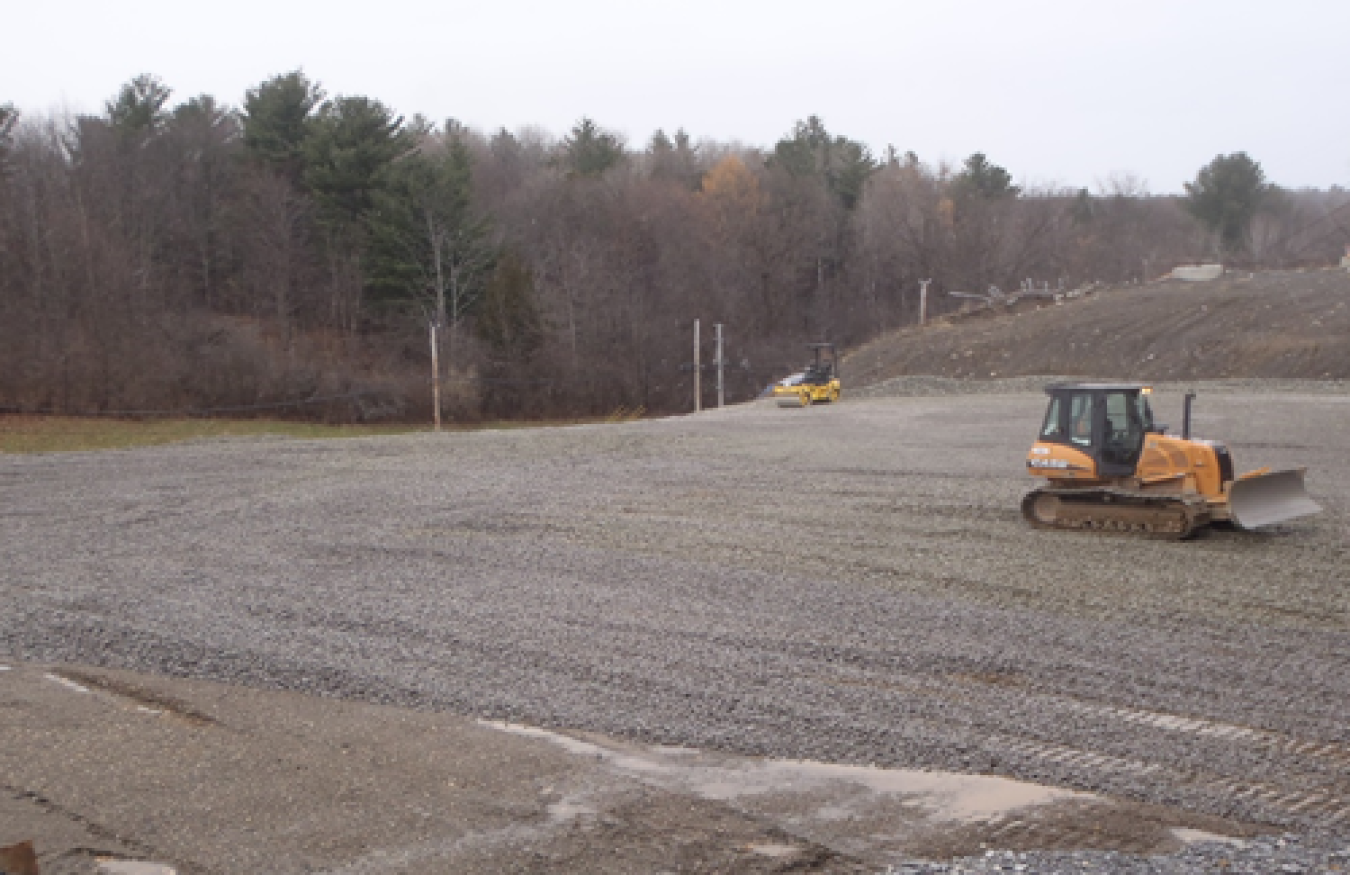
[1102,390,1146,466]
[1040,397,1063,439]
[1134,394,1155,432]
[1069,394,1094,446]
[1105,392,1130,438]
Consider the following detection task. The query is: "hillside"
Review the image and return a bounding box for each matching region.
[844,268,1350,387]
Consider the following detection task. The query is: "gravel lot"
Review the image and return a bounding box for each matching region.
[3,384,1348,870]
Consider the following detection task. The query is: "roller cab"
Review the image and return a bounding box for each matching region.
[773,343,841,407]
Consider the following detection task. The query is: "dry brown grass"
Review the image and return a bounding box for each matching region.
[0,416,425,454]
[0,413,637,454]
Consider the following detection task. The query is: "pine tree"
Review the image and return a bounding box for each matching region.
[242,70,324,183]
[369,130,495,372]
[561,117,624,179]
[303,95,414,234]
[1184,152,1270,253]
[769,116,877,209]
[0,103,17,172]
[476,252,541,361]
[952,153,1019,200]
[105,74,172,135]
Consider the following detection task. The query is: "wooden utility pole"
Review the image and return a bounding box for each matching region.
[430,321,442,431]
[693,319,701,412]
[715,323,724,409]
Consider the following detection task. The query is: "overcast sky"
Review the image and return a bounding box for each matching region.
[8,0,1348,194]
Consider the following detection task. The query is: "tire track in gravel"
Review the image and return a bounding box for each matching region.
[789,645,1350,831]
[797,646,1350,830]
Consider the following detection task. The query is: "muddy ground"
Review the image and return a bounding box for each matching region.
[2,384,1348,873]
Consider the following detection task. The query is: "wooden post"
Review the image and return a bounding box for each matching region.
[693,319,701,412]
[430,321,442,432]
[919,279,932,326]
[715,323,724,408]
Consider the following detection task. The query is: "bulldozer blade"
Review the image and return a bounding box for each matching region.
[775,395,806,408]
[1228,468,1322,530]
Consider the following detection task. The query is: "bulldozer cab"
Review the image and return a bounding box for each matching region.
[1039,383,1157,477]
[802,343,837,386]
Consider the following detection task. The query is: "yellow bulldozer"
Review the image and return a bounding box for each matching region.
[774,343,842,408]
[1023,383,1321,539]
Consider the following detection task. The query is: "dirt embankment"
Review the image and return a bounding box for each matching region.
[844,269,1350,386]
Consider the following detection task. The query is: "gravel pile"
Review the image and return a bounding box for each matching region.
[3,388,1347,870]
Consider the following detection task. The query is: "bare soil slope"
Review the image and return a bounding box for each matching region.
[845,269,1350,386]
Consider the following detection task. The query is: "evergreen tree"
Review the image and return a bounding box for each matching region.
[561,117,624,179]
[476,252,542,361]
[0,103,17,172]
[303,95,414,234]
[105,74,172,135]
[369,133,495,355]
[1071,187,1095,225]
[165,94,239,304]
[490,127,521,161]
[648,128,674,153]
[952,153,1019,199]
[771,115,832,177]
[833,138,877,210]
[769,116,877,209]
[242,70,324,183]
[171,94,231,130]
[648,127,700,189]
[1184,152,1270,253]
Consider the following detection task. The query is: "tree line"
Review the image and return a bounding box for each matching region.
[1,73,1346,421]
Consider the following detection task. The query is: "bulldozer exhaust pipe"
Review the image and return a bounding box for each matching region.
[1182,392,1196,440]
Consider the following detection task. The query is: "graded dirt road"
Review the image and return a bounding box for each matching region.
[2,387,1347,872]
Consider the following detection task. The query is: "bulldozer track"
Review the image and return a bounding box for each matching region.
[975,807,1168,855]
[906,672,1350,829]
[819,670,1350,829]
[815,667,1350,829]
[1052,699,1350,770]
[979,729,1350,827]
[1022,487,1207,539]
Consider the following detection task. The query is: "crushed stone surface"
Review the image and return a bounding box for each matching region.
[3,384,1348,871]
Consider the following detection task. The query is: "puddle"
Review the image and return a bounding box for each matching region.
[481,720,1087,823]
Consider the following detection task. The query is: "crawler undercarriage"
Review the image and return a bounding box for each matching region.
[1022,487,1211,540]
